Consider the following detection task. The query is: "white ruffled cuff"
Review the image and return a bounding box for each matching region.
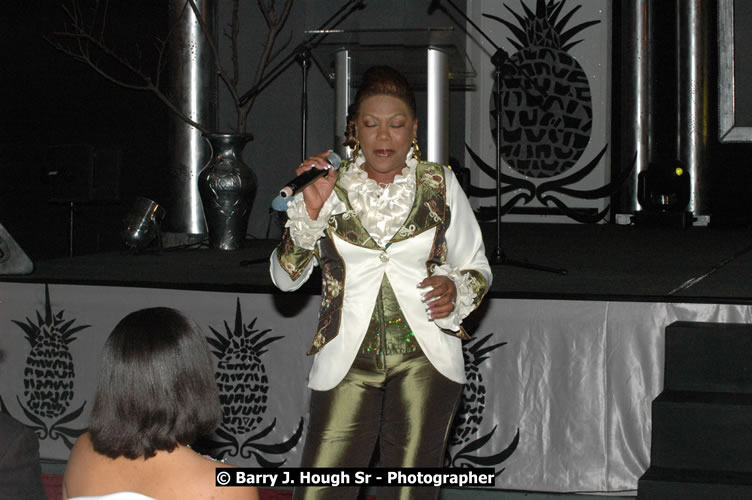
[431,264,477,331]
[285,192,345,250]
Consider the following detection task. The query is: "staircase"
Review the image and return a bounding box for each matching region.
[638,321,752,499]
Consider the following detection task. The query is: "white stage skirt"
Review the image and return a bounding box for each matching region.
[1,282,750,493]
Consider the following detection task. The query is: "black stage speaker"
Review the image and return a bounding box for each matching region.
[0,223,33,275]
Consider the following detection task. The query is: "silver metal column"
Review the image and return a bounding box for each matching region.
[677,0,709,216]
[335,49,352,159]
[618,0,650,213]
[165,0,217,234]
[426,48,449,165]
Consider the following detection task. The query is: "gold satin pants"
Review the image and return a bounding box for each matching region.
[294,350,463,500]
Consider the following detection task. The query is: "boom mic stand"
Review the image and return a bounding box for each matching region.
[238,0,365,109]
[297,43,312,159]
[243,1,364,242]
[432,0,566,274]
[241,1,365,163]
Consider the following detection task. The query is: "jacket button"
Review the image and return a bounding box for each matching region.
[379,252,389,262]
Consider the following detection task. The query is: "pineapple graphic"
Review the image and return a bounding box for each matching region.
[11,285,89,446]
[199,298,303,466]
[486,0,600,178]
[466,0,624,223]
[207,298,283,434]
[450,334,507,447]
[446,334,519,471]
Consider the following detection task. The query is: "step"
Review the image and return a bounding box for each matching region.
[638,466,752,500]
[665,321,752,393]
[650,390,752,472]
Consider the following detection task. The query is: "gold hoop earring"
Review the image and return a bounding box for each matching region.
[411,137,421,161]
[351,140,361,160]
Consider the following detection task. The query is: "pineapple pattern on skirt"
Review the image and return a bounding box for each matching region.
[202,298,305,464]
[8,285,89,448]
[445,334,520,471]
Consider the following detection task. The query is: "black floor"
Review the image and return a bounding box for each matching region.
[4,223,752,305]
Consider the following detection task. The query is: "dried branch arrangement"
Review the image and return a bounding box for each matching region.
[49,0,294,134]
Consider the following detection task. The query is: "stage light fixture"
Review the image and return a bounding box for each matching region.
[638,161,690,212]
[121,197,166,250]
[634,161,692,227]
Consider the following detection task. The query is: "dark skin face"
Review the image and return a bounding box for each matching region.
[354,94,418,185]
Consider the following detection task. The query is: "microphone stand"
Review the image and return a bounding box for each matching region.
[250,1,364,238]
[297,43,311,159]
[238,1,365,107]
[433,0,566,274]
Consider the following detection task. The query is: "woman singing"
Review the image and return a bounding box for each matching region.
[270,65,491,500]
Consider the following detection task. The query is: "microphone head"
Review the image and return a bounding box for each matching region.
[271,195,290,212]
[326,151,343,170]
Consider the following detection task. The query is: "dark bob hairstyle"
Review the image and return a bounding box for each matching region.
[88,307,222,459]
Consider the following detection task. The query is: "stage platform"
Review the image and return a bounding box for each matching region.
[4,222,752,303]
[2,222,752,496]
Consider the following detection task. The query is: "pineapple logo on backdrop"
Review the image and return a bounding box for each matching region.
[203,298,303,466]
[446,334,520,473]
[11,285,89,447]
[490,0,599,178]
[466,0,632,222]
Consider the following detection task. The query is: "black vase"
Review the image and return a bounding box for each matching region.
[197,133,256,250]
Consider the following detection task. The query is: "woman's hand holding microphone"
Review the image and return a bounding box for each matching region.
[297,151,339,220]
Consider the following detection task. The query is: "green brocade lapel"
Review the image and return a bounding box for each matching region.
[329,181,380,250]
[390,162,446,244]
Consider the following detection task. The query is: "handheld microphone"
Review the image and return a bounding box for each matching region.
[279,152,342,199]
[270,194,291,212]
